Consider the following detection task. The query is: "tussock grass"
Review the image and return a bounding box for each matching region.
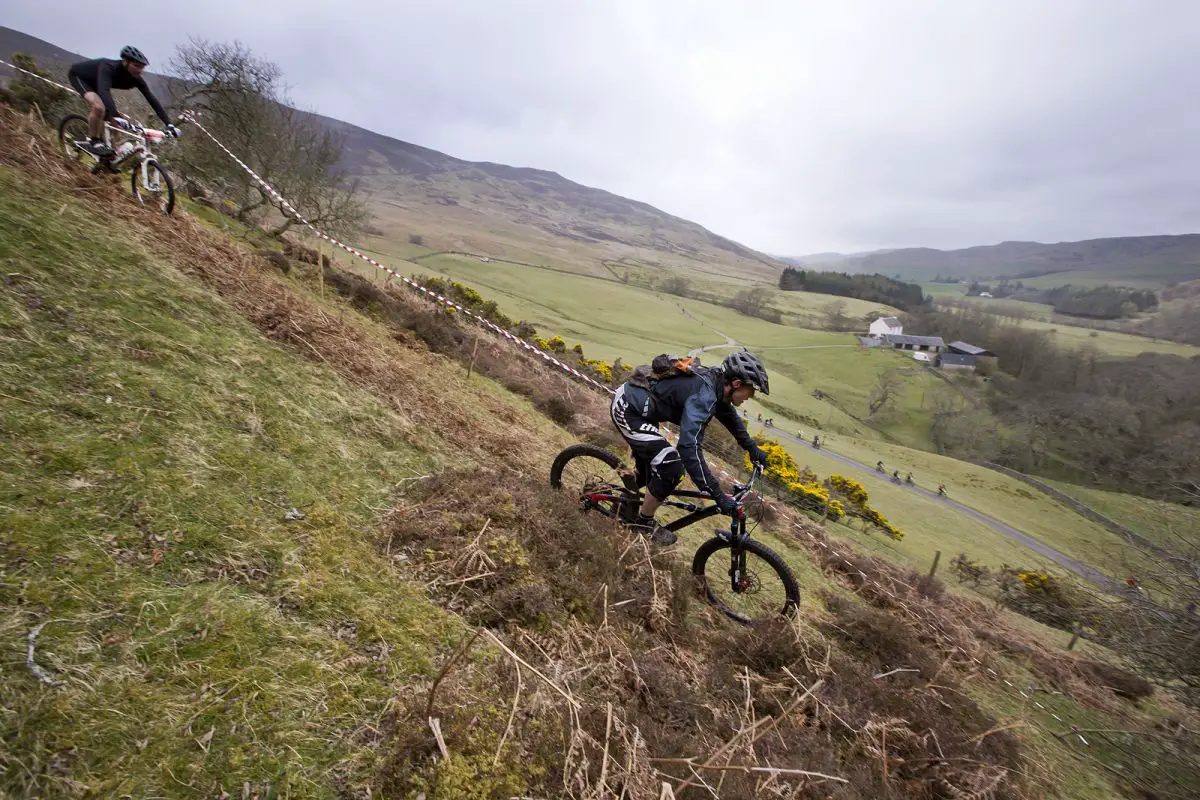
[376,469,1035,798]
[3,107,1196,799]
[0,160,463,795]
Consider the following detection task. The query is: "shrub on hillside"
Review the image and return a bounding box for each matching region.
[0,53,73,122]
[744,440,907,533]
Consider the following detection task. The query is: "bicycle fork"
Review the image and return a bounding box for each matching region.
[726,516,752,593]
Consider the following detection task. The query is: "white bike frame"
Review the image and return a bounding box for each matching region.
[100,118,168,191]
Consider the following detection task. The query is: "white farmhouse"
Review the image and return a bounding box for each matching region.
[868,316,903,338]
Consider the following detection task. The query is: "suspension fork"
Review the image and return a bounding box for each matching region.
[139,155,157,189]
[727,515,751,593]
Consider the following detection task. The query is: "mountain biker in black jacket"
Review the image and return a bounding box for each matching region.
[67,46,179,156]
[610,351,770,544]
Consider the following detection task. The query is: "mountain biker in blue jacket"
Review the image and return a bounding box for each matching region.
[67,46,180,156]
[610,350,770,544]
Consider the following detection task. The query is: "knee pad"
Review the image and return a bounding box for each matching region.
[647,447,684,500]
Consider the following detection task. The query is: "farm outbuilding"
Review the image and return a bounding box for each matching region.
[883,334,945,352]
[937,352,977,371]
[947,341,996,357]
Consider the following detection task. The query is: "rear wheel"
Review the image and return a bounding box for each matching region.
[58,114,92,163]
[693,536,800,624]
[131,160,175,215]
[550,444,636,521]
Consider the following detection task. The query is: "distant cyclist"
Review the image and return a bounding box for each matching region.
[67,46,179,156]
[610,351,770,544]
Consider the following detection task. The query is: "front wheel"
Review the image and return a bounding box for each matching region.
[131,159,175,215]
[58,114,93,164]
[550,444,636,521]
[693,537,800,624]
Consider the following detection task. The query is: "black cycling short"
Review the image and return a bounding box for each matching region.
[610,384,685,501]
[67,71,96,99]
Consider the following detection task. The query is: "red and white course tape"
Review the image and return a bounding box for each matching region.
[178,110,614,395]
[0,57,612,394]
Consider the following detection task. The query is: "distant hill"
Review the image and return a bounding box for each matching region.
[1,26,785,282]
[312,112,782,279]
[785,237,1200,287]
[780,252,851,266]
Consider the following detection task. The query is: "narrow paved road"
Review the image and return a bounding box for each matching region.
[754,344,858,351]
[689,341,857,356]
[746,421,1125,593]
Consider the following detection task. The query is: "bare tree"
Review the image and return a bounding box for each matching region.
[660,275,691,297]
[822,300,849,331]
[731,286,774,317]
[1089,515,1200,706]
[929,387,960,453]
[168,39,369,239]
[867,368,903,419]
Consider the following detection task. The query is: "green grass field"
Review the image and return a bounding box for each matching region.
[624,263,901,322]
[925,287,1200,358]
[1003,315,1200,357]
[755,433,1140,581]
[405,254,967,447]
[1044,481,1200,560]
[921,281,971,298]
[752,346,960,448]
[1016,271,1169,290]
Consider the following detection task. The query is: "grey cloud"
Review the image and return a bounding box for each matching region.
[7,0,1200,254]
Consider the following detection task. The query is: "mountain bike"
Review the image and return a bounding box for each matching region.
[57,114,177,215]
[550,444,800,624]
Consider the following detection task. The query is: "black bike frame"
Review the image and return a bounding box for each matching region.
[578,464,765,596]
[583,466,762,536]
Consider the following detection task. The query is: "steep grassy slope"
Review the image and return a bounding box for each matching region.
[3,109,1196,799]
[0,167,466,795]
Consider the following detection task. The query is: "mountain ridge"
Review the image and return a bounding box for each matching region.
[0,25,782,281]
[784,234,1200,286]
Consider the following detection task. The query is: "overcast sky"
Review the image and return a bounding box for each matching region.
[7,1,1200,254]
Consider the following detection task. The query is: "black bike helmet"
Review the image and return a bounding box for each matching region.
[120,46,149,66]
[722,351,770,395]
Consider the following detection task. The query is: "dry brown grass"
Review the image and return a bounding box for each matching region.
[371,468,1035,798]
[8,106,1194,798]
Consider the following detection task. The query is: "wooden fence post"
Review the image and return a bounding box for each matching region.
[928,550,942,578]
[318,238,325,299]
[466,334,480,378]
[1067,623,1080,651]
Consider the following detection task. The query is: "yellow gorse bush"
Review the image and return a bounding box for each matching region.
[1017,571,1055,593]
[744,441,906,540]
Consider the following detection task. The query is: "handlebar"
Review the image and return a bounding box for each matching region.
[109,116,182,142]
[731,463,763,503]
